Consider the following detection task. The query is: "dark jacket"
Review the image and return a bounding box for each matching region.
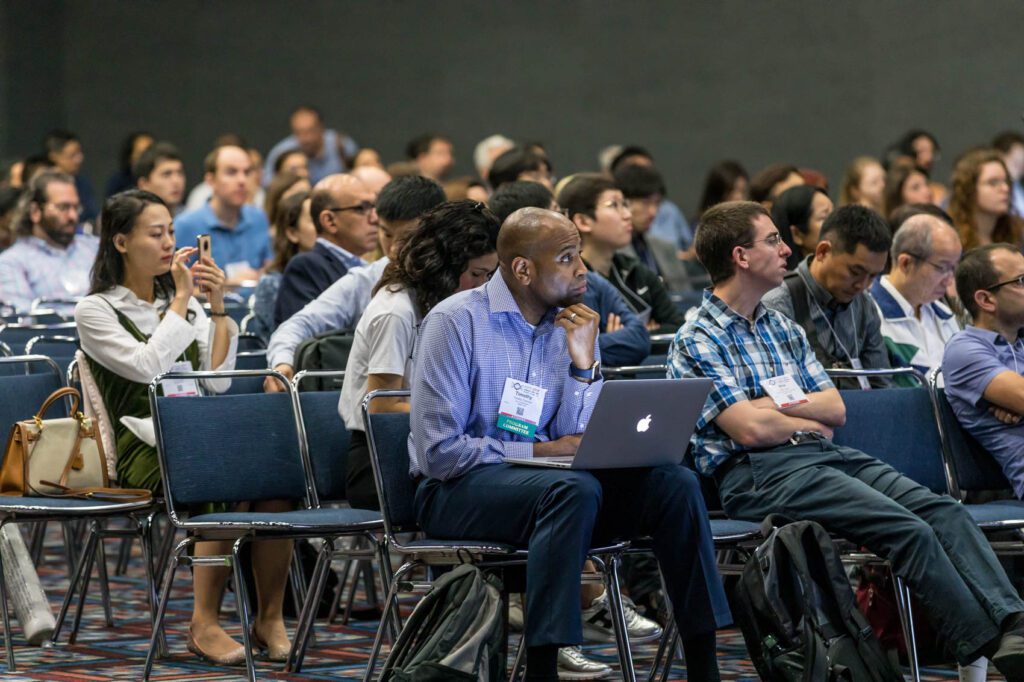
[588,254,686,334]
[274,242,353,325]
[583,272,651,366]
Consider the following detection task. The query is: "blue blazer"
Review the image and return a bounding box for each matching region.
[273,242,353,325]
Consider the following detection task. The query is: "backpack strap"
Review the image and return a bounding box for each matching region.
[783,273,842,369]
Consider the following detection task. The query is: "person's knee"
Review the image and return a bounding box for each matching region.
[542,473,602,516]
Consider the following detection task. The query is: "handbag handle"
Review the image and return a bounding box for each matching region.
[34,388,81,426]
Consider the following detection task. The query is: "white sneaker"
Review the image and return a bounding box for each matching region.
[508,593,524,632]
[556,646,613,680]
[581,591,663,643]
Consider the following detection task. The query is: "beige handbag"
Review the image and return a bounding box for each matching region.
[0,387,150,502]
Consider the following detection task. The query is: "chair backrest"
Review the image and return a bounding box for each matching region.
[222,351,271,395]
[295,390,349,503]
[832,387,948,495]
[363,391,416,533]
[150,376,309,511]
[236,333,266,352]
[603,364,668,381]
[928,370,1011,498]
[0,357,67,461]
[0,323,78,354]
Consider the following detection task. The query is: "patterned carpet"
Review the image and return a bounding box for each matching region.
[0,528,972,680]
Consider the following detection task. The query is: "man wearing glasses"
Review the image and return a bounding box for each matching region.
[0,170,97,312]
[762,204,893,389]
[944,244,1024,501]
[274,173,378,325]
[671,201,1024,679]
[870,212,962,380]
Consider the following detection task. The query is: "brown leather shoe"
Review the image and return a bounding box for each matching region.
[186,626,248,666]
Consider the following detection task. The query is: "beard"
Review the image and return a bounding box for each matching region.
[40,217,75,248]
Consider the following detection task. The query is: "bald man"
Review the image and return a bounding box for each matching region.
[274,173,379,325]
[409,208,730,681]
[870,212,963,377]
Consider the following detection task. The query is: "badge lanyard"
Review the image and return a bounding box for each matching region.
[809,296,859,363]
[497,318,543,383]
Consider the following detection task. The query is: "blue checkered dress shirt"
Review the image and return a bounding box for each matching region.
[409,271,602,481]
[668,290,833,476]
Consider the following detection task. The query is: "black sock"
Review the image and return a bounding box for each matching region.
[525,644,559,681]
[682,631,721,682]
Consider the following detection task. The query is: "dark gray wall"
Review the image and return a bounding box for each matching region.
[4,0,1024,214]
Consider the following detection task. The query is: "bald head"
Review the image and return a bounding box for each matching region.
[351,165,392,195]
[498,207,575,268]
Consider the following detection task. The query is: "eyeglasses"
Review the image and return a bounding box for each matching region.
[599,199,632,212]
[986,274,1024,291]
[907,253,957,277]
[740,232,785,248]
[327,201,376,215]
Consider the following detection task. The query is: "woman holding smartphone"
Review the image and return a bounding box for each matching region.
[75,190,291,665]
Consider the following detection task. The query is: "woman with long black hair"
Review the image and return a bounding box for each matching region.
[75,190,291,665]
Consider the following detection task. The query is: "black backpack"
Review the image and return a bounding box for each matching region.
[382,564,506,681]
[734,517,903,682]
[293,329,354,391]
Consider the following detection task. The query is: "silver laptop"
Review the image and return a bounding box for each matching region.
[505,378,712,469]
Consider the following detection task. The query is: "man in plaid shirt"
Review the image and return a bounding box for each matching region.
[670,200,1024,678]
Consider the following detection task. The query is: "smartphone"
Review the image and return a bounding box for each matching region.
[196,234,211,293]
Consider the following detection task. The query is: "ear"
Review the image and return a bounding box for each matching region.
[204,171,215,187]
[571,212,593,235]
[283,226,301,245]
[510,255,532,285]
[28,202,42,225]
[814,239,832,262]
[731,244,751,272]
[791,226,807,251]
[319,210,337,236]
[895,253,915,273]
[974,289,996,315]
[113,233,129,255]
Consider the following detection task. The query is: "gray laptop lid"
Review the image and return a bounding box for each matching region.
[570,377,712,469]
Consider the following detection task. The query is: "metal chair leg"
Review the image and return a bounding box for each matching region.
[69,522,101,645]
[136,515,167,658]
[648,618,677,682]
[28,522,46,566]
[328,554,355,623]
[0,523,16,672]
[374,538,401,642]
[143,537,192,681]
[363,561,417,682]
[115,535,133,575]
[231,537,258,682]
[50,522,99,644]
[95,528,114,627]
[593,554,636,682]
[893,573,921,682]
[289,538,335,673]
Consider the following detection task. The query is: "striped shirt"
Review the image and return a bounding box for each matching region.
[668,290,833,475]
[409,271,602,481]
[0,235,99,312]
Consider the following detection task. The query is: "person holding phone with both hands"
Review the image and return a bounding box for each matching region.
[75,190,293,665]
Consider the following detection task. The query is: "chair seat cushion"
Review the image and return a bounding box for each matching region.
[0,495,153,514]
[188,508,383,529]
[965,500,1024,528]
[709,518,762,539]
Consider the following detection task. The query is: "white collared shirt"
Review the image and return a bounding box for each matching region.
[75,286,239,393]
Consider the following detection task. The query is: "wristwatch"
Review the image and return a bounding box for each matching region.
[569,360,601,384]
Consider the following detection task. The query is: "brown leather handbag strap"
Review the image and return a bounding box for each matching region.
[36,480,152,503]
[35,388,81,422]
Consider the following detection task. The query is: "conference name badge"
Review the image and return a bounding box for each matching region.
[497,377,547,438]
[160,361,200,398]
[760,375,809,409]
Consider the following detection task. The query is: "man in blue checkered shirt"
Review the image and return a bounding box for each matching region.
[670,200,1024,677]
[410,207,730,681]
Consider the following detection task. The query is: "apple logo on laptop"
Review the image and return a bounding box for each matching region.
[636,414,652,433]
